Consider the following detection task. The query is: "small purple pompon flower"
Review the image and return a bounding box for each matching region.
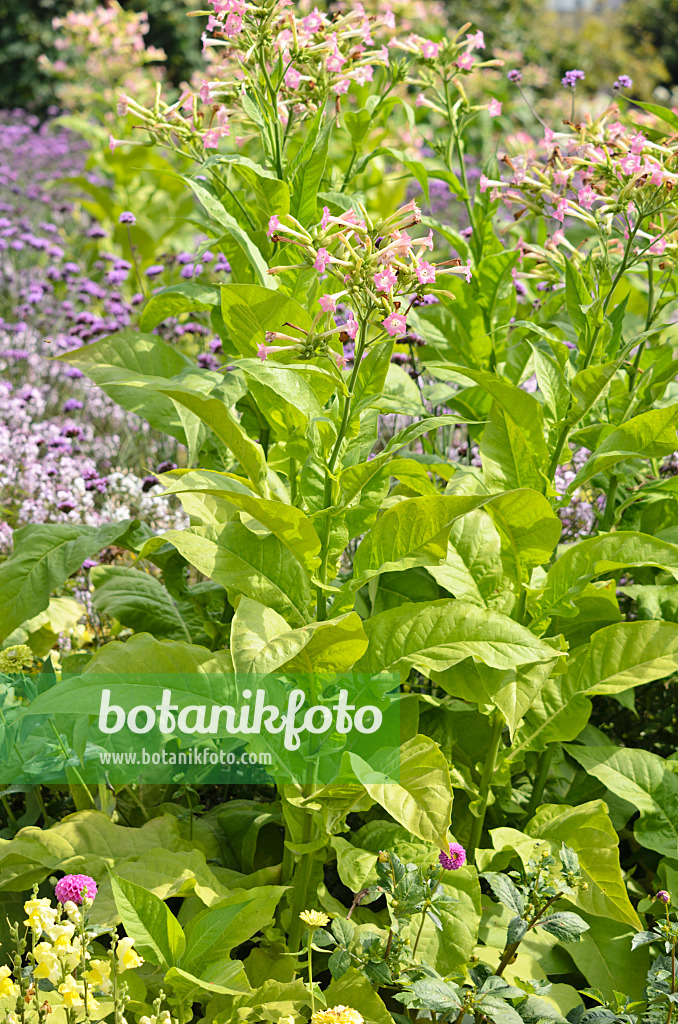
[656,890,671,904]
[118,211,136,225]
[55,873,97,905]
[439,842,466,871]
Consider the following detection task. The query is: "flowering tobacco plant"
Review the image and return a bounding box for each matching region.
[5,3,678,1024]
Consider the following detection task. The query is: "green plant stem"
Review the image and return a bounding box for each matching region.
[307,930,315,1014]
[599,473,619,532]
[289,457,298,505]
[525,746,554,821]
[411,906,429,960]
[316,318,368,620]
[495,894,560,977]
[548,225,639,480]
[468,711,504,862]
[287,798,317,953]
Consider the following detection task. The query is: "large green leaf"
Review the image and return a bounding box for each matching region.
[230,597,367,674]
[538,532,678,617]
[566,913,649,1001]
[143,522,312,627]
[565,745,678,857]
[155,389,269,496]
[568,404,678,490]
[351,736,453,847]
[351,495,493,586]
[239,359,323,434]
[139,284,220,332]
[91,566,193,643]
[427,510,503,606]
[220,285,311,357]
[357,599,561,678]
[0,521,139,643]
[183,176,273,287]
[580,620,678,695]
[109,871,185,970]
[162,475,321,572]
[443,366,549,490]
[181,887,287,972]
[56,331,197,441]
[0,809,194,905]
[525,800,640,928]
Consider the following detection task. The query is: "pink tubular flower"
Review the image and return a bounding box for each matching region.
[466,30,485,49]
[649,236,667,255]
[418,229,434,251]
[55,874,97,905]
[345,315,359,339]
[383,312,407,336]
[464,258,472,283]
[456,52,475,71]
[320,206,331,231]
[336,352,347,369]
[267,215,280,237]
[257,342,269,362]
[319,294,337,313]
[202,129,223,149]
[416,260,436,285]
[554,198,567,223]
[488,98,502,117]
[439,842,466,870]
[285,66,301,89]
[479,174,489,193]
[199,79,212,103]
[374,266,398,292]
[578,185,597,210]
[314,248,332,272]
[333,79,350,95]
[420,40,440,59]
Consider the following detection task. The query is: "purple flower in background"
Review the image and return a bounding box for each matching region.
[118,211,136,225]
[145,264,164,278]
[562,69,585,88]
[507,69,522,83]
[62,398,83,412]
[613,75,633,90]
[157,460,178,474]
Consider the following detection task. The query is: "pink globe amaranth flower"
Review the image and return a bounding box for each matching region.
[383,312,406,337]
[55,874,97,905]
[657,890,671,904]
[439,842,466,871]
[319,295,336,313]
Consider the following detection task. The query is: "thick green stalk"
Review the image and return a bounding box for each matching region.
[286,801,316,952]
[599,473,619,532]
[467,710,504,862]
[525,745,554,821]
[316,319,369,621]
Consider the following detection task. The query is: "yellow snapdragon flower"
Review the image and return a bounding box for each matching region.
[32,942,60,984]
[58,975,84,1009]
[86,958,112,993]
[0,965,17,999]
[116,936,144,971]
[23,897,57,934]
